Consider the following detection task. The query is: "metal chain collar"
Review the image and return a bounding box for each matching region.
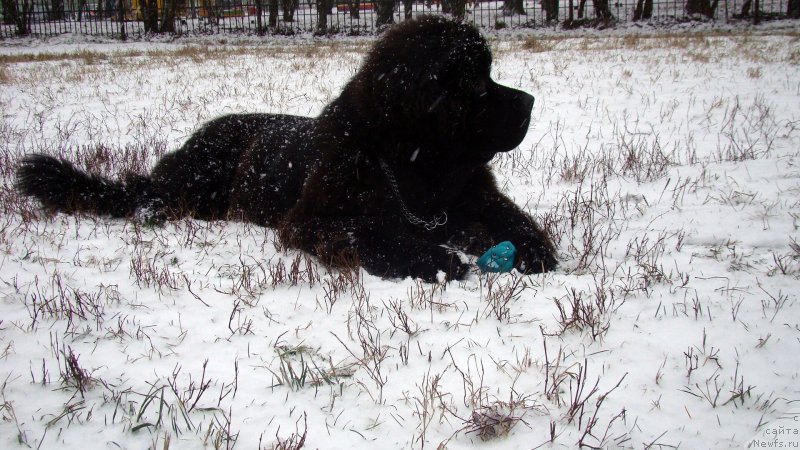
[378,159,448,231]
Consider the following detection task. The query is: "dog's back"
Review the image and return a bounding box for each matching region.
[149,113,315,222]
[16,113,316,223]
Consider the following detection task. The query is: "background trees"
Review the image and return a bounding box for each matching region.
[791,0,800,18]
[686,0,719,18]
[1,0,799,38]
[374,0,396,27]
[3,0,33,34]
[633,0,653,21]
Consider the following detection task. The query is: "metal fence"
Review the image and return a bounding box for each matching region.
[1,0,798,38]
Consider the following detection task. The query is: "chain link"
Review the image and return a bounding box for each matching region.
[379,159,448,231]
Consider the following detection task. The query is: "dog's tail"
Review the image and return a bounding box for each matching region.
[16,154,152,218]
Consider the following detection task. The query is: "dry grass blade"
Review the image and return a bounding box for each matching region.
[461,403,530,441]
[270,412,307,450]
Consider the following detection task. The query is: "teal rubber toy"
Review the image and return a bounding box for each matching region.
[476,241,516,273]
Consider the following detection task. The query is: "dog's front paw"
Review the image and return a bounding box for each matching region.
[408,249,470,282]
[357,243,469,282]
[515,241,557,274]
[133,198,168,227]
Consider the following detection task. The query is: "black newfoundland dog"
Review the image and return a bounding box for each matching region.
[17,16,556,281]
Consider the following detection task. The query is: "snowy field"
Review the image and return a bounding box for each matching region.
[1,28,799,449]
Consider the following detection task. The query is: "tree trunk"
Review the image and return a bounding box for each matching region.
[790,0,800,18]
[50,0,65,20]
[739,0,751,16]
[117,0,127,40]
[269,0,278,26]
[403,0,413,19]
[633,0,653,20]
[686,0,714,18]
[76,0,84,21]
[753,0,760,23]
[593,0,613,23]
[451,0,466,20]
[3,0,16,25]
[577,0,587,19]
[503,0,525,16]
[141,0,159,33]
[316,0,329,33]
[10,0,34,35]
[541,0,557,22]
[349,0,360,19]
[255,0,265,34]
[207,0,221,25]
[283,0,296,21]
[159,0,179,33]
[375,0,395,26]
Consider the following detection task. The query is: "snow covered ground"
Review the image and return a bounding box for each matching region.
[0,28,799,449]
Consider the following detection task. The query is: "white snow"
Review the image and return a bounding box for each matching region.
[0,28,799,449]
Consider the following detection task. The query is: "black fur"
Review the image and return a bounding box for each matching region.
[16,153,153,217]
[16,16,557,281]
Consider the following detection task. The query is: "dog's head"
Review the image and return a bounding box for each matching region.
[343,16,534,166]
